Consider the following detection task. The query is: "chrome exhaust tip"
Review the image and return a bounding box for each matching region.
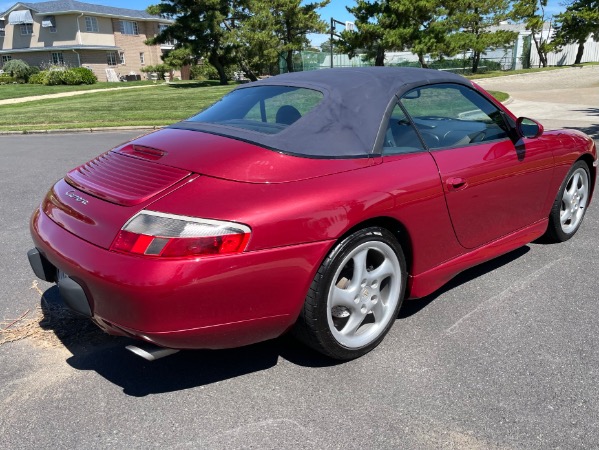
[126,344,179,361]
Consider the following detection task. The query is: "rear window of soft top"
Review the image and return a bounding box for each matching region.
[188,86,323,135]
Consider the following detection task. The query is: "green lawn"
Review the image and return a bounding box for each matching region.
[488,90,509,102]
[0,82,234,130]
[0,80,158,101]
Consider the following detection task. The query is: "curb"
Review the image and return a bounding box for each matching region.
[472,64,598,81]
[501,96,513,106]
[0,125,162,136]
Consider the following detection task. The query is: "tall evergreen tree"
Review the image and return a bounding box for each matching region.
[447,0,517,73]
[552,0,599,64]
[249,0,329,72]
[340,0,452,67]
[147,0,249,85]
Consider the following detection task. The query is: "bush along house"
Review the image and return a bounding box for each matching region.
[0,0,176,81]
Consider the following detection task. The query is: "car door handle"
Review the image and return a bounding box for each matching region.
[446,177,468,190]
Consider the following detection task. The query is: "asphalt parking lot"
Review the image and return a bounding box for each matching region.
[1,69,598,449]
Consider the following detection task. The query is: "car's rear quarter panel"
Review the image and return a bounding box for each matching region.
[148,152,463,278]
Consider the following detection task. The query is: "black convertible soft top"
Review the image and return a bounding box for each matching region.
[170,67,472,158]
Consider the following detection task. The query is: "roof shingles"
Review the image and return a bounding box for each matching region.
[5,1,161,20]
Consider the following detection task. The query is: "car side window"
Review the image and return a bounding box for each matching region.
[400,84,510,150]
[383,104,425,155]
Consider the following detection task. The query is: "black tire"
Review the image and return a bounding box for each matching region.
[292,227,407,360]
[545,160,591,242]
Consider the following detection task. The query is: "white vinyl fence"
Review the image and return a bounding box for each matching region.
[530,35,599,67]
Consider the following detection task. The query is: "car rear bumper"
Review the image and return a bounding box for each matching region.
[30,208,332,349]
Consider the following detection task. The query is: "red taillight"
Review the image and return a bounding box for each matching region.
[110,211,251,258]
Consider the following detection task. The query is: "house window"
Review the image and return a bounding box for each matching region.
[20,23,34,35]
[106,51,117,66]
[85,16,99,33]
[51,52,64,65]
[158,23,175,46]
[2,55,12,64]
[42,16,56,32]
[119,51,125,65]
[139,52,145,65]
[119,20,138,35]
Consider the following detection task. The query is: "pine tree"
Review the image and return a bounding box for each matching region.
[552,0,599,64]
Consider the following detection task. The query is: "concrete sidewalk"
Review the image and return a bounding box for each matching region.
[0,83,158,106]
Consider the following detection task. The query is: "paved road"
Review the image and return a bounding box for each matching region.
[1,75,599,449]
[478,65,599,138]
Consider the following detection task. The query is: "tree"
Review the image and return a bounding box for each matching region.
[147,1,248,85]
[447,0,517,73]
[511,0,551,67]
[248,0,329,73]
[552,0,599,64]
[339,1,391,66]
[340,0,452,68]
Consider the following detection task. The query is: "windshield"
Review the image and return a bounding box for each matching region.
[188,86,324,135]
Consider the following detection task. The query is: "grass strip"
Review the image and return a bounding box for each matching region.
[0,83,234,131]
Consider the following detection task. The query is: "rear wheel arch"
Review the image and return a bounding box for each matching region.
[336,217,413,276]
[577,154,596,200]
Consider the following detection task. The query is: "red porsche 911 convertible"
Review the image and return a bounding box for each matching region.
[28,68,597,360]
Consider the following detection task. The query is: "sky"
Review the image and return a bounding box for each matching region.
[1,0,566,46]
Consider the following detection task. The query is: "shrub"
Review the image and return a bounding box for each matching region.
[45,70,64,86]
[27,67,97,85]
[0,74,17,84]
[60,69,81,85]
[190,63,237,81]
[2,59,31,81]
[190,63,219,81]
[69,67,97,84]
[28,71,48,84]
[141,64,171,79]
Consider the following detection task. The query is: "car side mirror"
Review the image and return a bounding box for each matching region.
[516,117,544,139]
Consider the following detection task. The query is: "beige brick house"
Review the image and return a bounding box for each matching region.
[0,1,175,81]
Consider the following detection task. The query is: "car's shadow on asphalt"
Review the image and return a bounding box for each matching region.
[566,109,599,138]
[39,246,531,397]
[39,286,339,397]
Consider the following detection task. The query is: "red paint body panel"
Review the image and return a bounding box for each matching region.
[147,151,462,275]
[31,209,331,348]
[408,219,548,298]
[125,128,374,183]
[431,136,555,248]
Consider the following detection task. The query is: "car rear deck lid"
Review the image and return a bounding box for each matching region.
[65,151,190,206]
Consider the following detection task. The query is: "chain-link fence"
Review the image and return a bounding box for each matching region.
[280,51,517,74]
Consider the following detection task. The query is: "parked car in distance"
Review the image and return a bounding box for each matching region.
[28,68,597,360]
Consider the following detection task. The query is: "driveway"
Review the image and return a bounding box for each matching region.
[477,65,599,138]
[1,71,599,449]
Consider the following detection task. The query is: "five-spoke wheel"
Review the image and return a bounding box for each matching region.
[546,161,591,242]
[293,227,406,360]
